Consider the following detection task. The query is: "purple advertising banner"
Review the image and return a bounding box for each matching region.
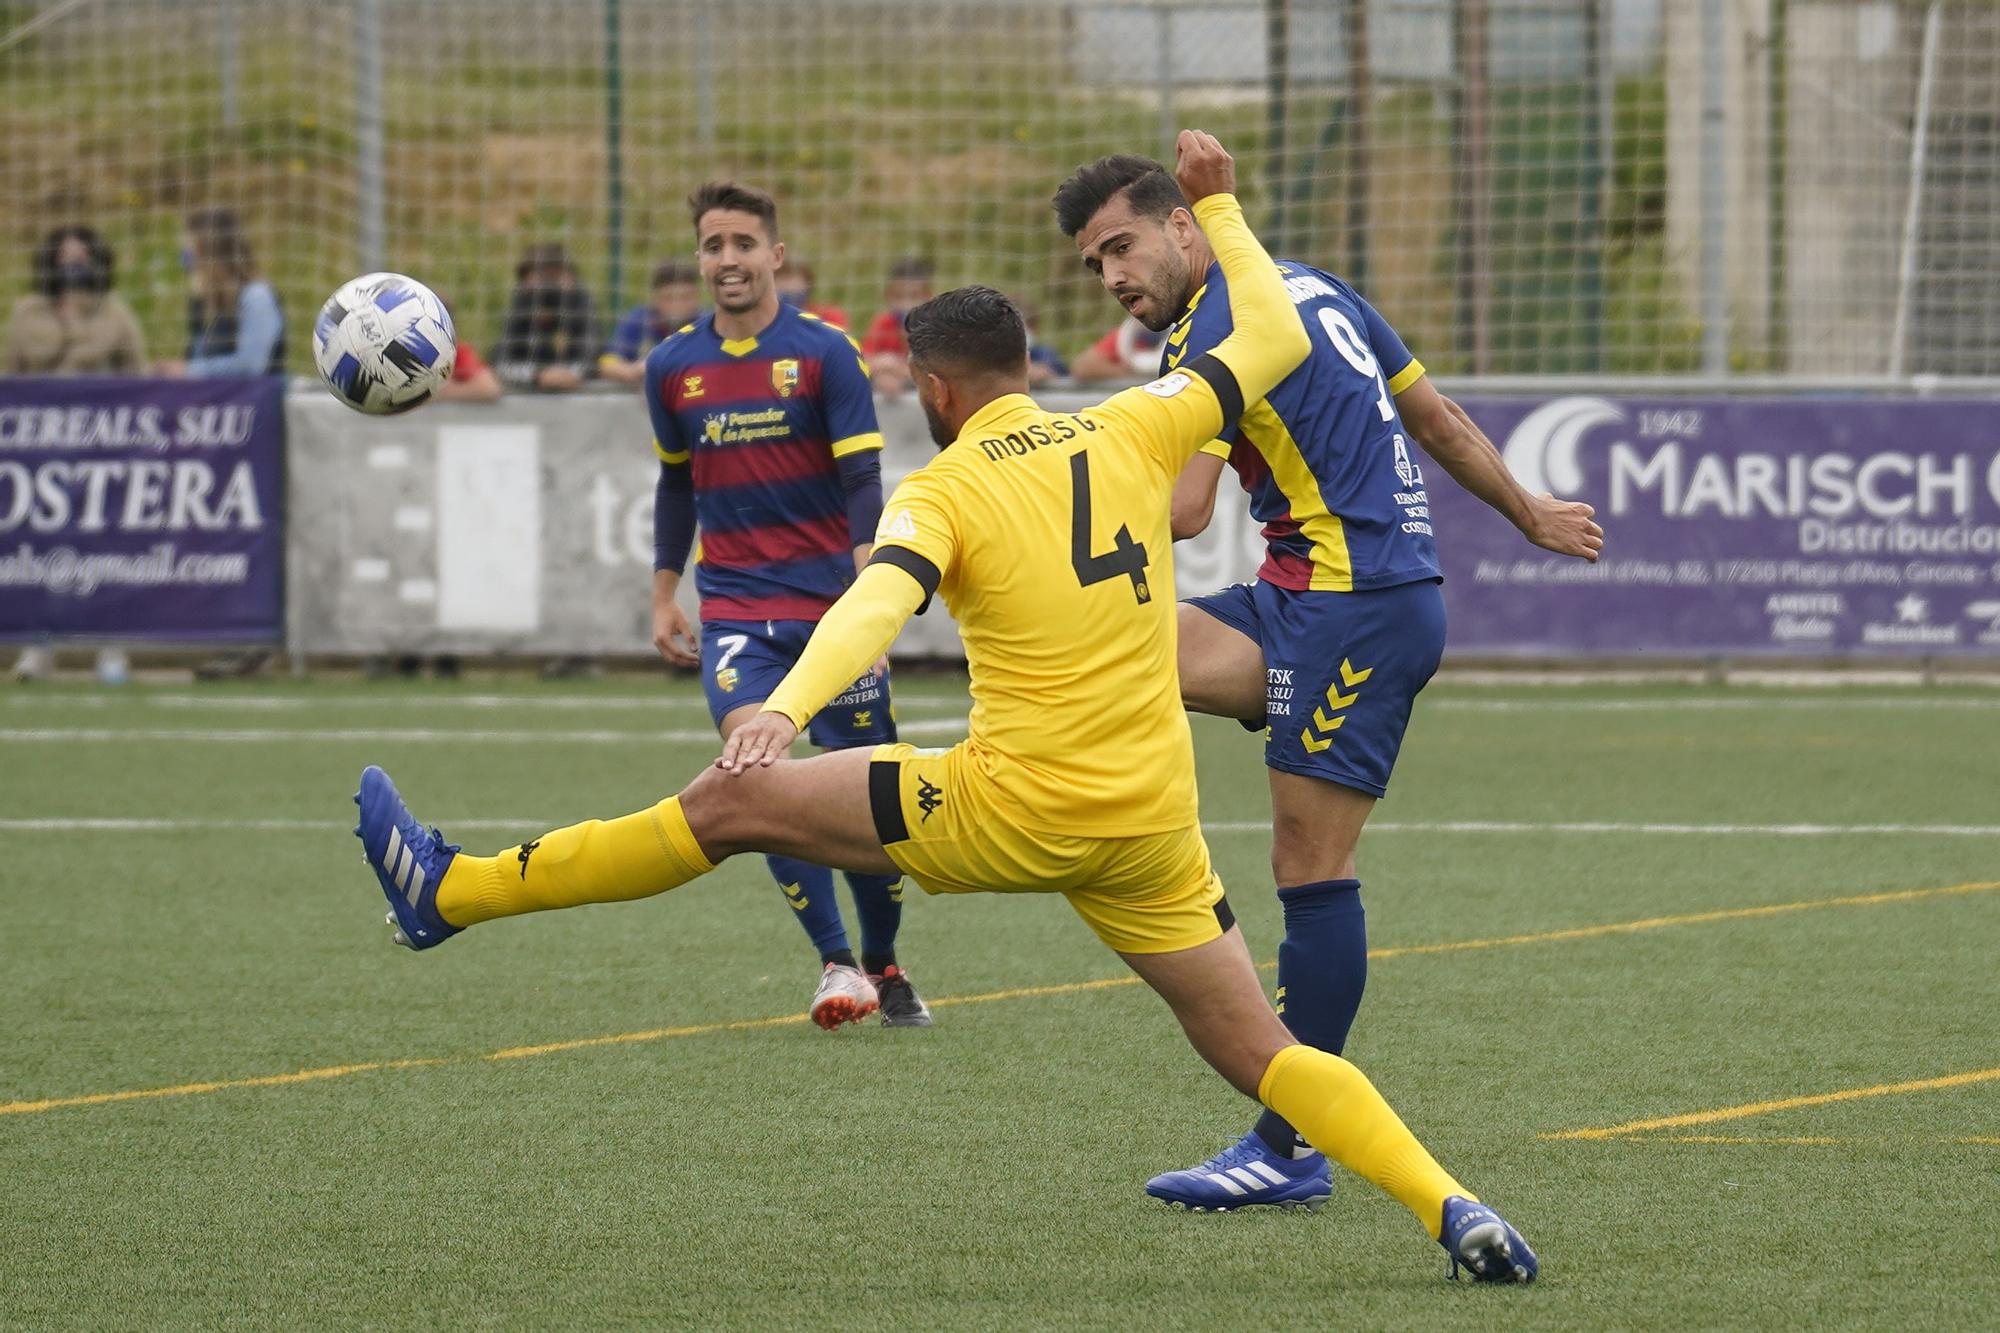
[1432,396,2000,655]
[0,376,284,640]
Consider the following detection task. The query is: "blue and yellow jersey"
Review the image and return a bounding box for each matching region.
[644,305,882,622]
[1164,259,1440,592]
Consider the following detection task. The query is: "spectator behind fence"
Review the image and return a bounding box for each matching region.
[1069,316,1164,384]
[155,207,286,378]
[1012,297,1068,388]
[4,225,146,376]
[7,225,147,684]
[599,260,701,385]
[495,243,598,391]
[433,334,502,402]
[859,256,932,396]
[775,258,849,330]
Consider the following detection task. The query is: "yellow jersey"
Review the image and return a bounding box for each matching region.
[762,192,1309,838]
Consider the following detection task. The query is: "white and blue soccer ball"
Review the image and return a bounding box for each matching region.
[313,272,456,415]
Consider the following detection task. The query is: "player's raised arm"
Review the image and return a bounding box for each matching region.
[1090,132,1310,471]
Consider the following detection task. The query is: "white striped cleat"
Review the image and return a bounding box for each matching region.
[1145,1132,1332,1212]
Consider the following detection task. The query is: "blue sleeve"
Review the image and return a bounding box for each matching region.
[187,283,283,377]
[836,449,883,549]
[607,306,646,361]
[818,333,883,457]
[654,462,694,573]
[1359,296,1421,388]
[643,343,688,463]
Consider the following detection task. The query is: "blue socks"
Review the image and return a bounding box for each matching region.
[766,855,849,960]
[845,872,906,976]
[1253,878,1367,1157]
[766,858,906,970]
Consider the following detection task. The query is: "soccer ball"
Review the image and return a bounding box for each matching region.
[312,272,457,415]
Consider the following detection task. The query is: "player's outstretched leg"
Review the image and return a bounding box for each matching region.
[351,750,900,1029]
[1120,929,1537,1283]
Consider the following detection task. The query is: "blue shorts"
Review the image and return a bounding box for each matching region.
[699,618,897,750]
[1185,579,1445,798]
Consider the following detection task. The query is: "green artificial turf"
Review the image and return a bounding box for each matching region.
[2,677,1995,1328]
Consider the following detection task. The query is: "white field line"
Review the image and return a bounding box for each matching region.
[4,692,966,713]
[13,693,2000,716]
[0,718,969,745]
[1430,697,2000,713]
[5,816,1999,837]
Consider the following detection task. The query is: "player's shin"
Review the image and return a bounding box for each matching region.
[1256,1043,1468,1239]
[434,796,715,926]
[1254,878,1368,1154]
[844,871,905,974]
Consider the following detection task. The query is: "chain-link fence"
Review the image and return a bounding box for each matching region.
[2,0,1994,381]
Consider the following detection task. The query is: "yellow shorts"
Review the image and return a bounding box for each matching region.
[867,741,1233,954]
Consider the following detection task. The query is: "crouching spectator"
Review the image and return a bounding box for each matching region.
[496,243,598,391]
[600,260,701,385]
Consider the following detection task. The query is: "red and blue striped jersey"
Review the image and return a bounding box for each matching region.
[1164,258,1440,592]
[644,305,883,621]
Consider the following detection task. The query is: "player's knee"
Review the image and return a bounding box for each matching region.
[1269,816,1356,886]
[679,765,766,857]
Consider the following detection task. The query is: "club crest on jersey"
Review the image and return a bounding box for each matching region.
[1393,434,1424,487]
[681,373,705,399]
[770,358,801,398]
[704,413,727,445]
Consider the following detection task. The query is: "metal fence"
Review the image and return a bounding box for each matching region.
[2,0,1995,382]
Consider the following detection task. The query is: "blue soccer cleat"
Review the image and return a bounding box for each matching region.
[1145,1132,1332,1212]
[1439,1195,1538,1283]
[354,765,461,951]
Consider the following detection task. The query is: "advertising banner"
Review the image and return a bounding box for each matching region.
[1436,396,2000,655]
[0,376,285,641]
[285,390,1265,660]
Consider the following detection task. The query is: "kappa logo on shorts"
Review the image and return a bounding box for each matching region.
[1300,658,1371,754]
[517,838,542,880]
[915,775,943,822]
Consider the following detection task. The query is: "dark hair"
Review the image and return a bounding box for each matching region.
[186,206,256,284]
[687,181,778,239]
[29,224,114,298]
[888,257,932,284]
[1051,154,1188,238]
[514,241,578,282]
[650,259,698,288]
[904,286,1026,376]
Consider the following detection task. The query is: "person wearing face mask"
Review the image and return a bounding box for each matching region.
[154,207,286,379]
[4,225,146,375]
[494,243,600,392]
[6,226,148,683]
[859,257,933,398]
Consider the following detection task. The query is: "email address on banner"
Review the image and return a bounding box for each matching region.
[0,543,250,596]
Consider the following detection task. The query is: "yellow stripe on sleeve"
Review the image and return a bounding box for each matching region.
[654,439,690,464]
[1387,358,1426,395]
[830,432,884,459]
[1198,438,1233,460]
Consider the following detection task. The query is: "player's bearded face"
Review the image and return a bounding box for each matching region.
[1077,204,1195,334]
[1116,241,1192,333]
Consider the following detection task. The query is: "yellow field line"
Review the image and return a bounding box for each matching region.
[1370,879,2000,961]
[5,879,1994,1120]
[1547,1066,2000,1141]
[1601,1133,2000,1147]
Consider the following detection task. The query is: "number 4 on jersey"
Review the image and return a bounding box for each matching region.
[1069,449,1151,604]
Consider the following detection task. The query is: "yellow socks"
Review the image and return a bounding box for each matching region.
[435,796,715,927]
[1258,1043,1470,1239]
